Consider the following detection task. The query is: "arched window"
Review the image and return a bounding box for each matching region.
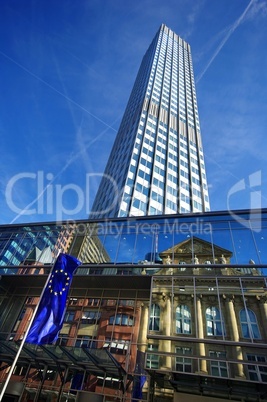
[239,308,261,339]
[206,307,225,336]
[176,305,191,334]
[149,304,160,331]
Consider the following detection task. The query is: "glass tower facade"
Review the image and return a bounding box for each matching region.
[0,210,267,401]
[91,24,210,218]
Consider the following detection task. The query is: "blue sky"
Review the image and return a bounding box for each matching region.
[0,0,266,224]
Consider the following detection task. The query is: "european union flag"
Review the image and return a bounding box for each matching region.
[70,372,84,394]
[25,253,82,345]
[132,350,146,401]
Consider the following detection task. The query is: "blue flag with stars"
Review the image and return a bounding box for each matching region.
[25,253,82,345]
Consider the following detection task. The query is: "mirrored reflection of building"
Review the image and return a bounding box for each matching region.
[71,223,110,265]
[0,223,63,273]
[0,210,266,402]
[17,246,53,275]
[159,236,261,276]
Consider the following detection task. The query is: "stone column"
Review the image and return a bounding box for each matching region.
[196,297,207,373]
[137,303,149,353]
[226,297,245,378]
[259,297,267,339]
[159,296,172,369]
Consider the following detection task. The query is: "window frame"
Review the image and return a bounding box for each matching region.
[175,346,192,373]
[149,303,160,331]
[206,306,225,337]
[176,304,191,334]
[247,354,267,382]
[81,310,101,325]
[108,314,134,326]
[64,310,75,323]
[240,308,261,339]
[146,344,159,369]
[209,350,228,377]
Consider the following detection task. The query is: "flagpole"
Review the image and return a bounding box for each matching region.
[0,259,57,401]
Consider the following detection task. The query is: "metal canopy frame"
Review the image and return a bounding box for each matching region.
[0,339,129,381]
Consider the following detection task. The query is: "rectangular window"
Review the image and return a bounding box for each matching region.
[75,335,96,348]
[132,198,147,213]
[247,354,267,382]
[88,298,100,306]
[103,339,129,355]
[175,347,192,372]
[146,344,159,369]
[136,183,149,197]
[64,310,75,322]
[56,335,68,346]
[81,310,101,324]
[151,191,163,204]
[109,314,134,326]
[209,351,228,377]
[167,199,176,210]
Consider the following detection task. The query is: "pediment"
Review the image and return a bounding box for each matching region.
[160,236,232,258]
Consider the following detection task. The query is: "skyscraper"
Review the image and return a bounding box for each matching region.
[91,24,210,218]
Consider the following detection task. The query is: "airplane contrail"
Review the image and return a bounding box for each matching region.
[196,0,256,83]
